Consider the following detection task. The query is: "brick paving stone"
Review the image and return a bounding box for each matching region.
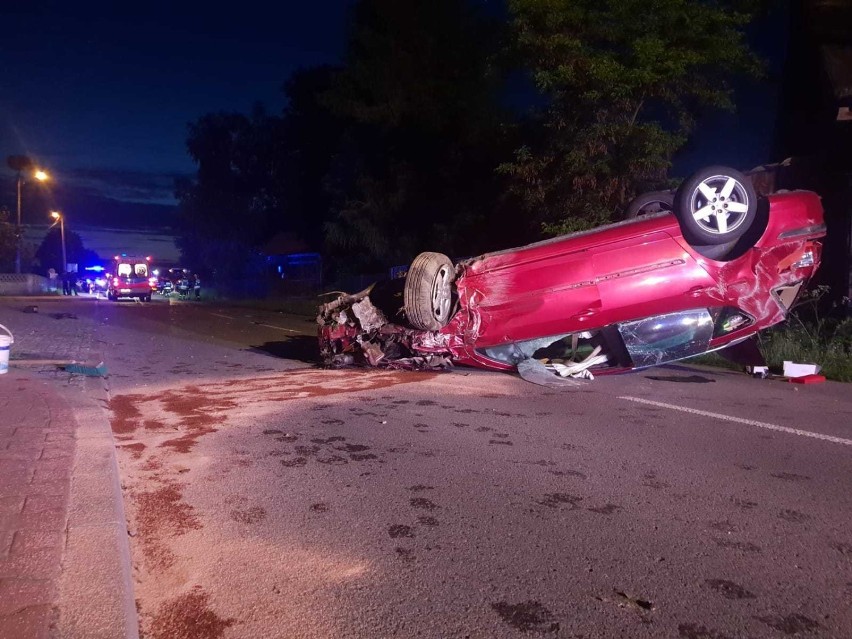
[0,509,66,533]
[0,578,58,615]
[0,497,25,520]
[30,466,73,485]
[0,448,42,462]
[0,458,36,472]
[9,532,64,556]
[38,446,73,461]
[0,475,33,499]
[17,481,66,498]
[7,431,48,445]
[6,440,46,452]
[0,532,13,560]
[0,547,63,580]
[22,496,67,514]
[0,602,53,639]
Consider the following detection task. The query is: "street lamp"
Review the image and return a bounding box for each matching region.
[50,211,66,274]
[6,155,50,273]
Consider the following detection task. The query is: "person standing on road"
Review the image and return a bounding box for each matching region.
[193,274,201,300]
[61,271,71,296]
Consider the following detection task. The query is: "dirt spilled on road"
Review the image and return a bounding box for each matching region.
[108,368,438,637]
[147,585,235,639]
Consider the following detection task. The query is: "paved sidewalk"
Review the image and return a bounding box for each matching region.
[0,297,137,639]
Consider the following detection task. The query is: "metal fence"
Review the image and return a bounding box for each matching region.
[0,274,51,295]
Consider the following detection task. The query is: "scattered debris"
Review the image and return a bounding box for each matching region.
[317,283,453,371]
[747,365,769,378]
[49,312,78,320]
[12,359,110,377]
[517,359,586,388]
[783,361,821,377]
[596,590,655,614]
[789,373,825,384]
[613,591,654,611]
[23,305,38,313]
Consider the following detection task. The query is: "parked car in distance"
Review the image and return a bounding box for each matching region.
[319,166,826,378]
[107,255,154,302]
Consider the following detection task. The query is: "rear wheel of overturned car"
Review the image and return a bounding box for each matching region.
[674,166,757,245]
[624,190,674,219]
[404,252,455,331]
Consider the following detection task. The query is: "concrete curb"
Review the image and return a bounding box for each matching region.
[54,375,138,639]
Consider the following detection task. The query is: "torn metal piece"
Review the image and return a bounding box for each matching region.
[358,338,386,367]
[352,297,388,332]
[517,359,586,388]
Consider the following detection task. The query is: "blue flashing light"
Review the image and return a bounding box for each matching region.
[84,265,105,272]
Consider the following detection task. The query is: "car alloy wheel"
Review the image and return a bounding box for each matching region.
[674,166,757,246]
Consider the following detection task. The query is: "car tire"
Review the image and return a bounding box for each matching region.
[404,252,455,331]
[108,292,116,301]
[674,166,757,245]
[624,190,674,219]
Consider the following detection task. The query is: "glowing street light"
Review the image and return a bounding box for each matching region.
[6,155,50,273]
[50,211,66,273]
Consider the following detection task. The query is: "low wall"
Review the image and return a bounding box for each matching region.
[0,274,52,295]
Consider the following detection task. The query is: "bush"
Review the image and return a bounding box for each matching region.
[756,286,852,382]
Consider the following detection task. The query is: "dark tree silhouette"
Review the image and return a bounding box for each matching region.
[35,227,98,273]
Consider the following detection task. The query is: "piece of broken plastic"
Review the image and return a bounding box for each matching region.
[517,358,586,388]
[63,361,108,377]
[783,361,821,377]
[788,374,825,384]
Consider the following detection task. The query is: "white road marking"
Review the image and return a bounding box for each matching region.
[209,312,300,333]
[619,396,852,447]
[252,322,299,333]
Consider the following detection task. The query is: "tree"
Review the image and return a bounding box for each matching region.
[0,207,16,272]
[320,0,512,270]
[34,227,98,273]
[175,108,286,281]
[501,0,763,235]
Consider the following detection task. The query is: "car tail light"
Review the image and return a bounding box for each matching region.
[791,250,815,269]
[712,307,754,337]
[113,277,119,286]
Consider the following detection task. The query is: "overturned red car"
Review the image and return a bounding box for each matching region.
[319,166,825,378]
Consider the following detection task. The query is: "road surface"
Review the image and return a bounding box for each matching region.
[21,295,852,638]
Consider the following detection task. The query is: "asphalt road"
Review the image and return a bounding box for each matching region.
[64,296,852,637]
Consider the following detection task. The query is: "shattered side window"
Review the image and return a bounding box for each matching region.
[479,334,574,365]
[617,309,714,368]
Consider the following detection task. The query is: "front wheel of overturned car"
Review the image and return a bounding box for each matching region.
[674,166,757,246]
[404,252,455,331]
[624,190,674,219]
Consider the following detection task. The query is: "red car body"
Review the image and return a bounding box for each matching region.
[320,190,825,374]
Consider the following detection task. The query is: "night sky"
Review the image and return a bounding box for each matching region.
[2,1,787,232]
[1,2,351,226]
